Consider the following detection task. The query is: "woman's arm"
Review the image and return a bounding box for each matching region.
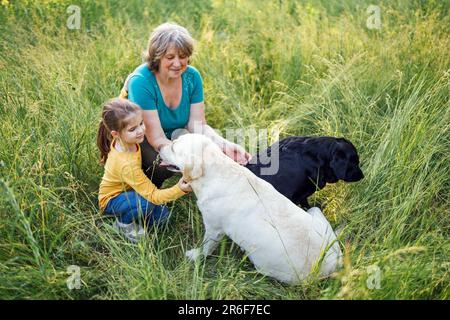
[127,74,171,151]
[142,110,171,151]
[186,102,252,165]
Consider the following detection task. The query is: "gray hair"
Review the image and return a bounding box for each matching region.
[144,22,195,72]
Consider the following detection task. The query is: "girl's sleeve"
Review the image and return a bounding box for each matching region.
[128,75,157,110]
[120,162,186,205]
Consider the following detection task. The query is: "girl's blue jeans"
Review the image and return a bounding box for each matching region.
[104,191,170,227]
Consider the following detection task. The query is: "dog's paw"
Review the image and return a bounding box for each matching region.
[185,248,202,262]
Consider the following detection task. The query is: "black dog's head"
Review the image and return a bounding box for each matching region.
[329,138,364,182]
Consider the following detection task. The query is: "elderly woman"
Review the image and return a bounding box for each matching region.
[120,22,251,187]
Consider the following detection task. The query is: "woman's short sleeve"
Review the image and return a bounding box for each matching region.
[128,75,157,110]
[190,67,204,104]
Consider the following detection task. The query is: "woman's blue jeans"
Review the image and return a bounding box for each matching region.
[104,191,170,227]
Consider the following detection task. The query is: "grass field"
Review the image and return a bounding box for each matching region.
[0,0,449,299]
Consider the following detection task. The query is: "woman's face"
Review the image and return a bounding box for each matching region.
[158,45,188,79]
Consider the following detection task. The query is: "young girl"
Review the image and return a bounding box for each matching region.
[97,98,191,242]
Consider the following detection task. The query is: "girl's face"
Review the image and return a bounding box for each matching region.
[112,112,146,146]
[158,45,188,79]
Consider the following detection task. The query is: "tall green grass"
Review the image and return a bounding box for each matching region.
[0,0,448,299]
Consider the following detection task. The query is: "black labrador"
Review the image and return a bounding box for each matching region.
[245,136,364,208]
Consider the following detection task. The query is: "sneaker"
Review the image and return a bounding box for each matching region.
[113,220,145,242]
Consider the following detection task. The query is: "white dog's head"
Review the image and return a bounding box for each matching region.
[159,134,225,182]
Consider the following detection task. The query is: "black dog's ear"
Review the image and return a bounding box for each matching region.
[332,138,365,182]
[330,148,347,181]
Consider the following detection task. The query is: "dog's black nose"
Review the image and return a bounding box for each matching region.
[353,169,364,181]
[345,168,364,182]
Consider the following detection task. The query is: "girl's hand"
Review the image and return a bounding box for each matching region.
[178,177,192,193]
[223,142,252,165]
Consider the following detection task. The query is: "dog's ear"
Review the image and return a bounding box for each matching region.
[330,147,348,181]
[183,157,204,182]
[182,136,220,182]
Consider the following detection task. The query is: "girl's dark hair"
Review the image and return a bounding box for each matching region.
[97,98,141,164]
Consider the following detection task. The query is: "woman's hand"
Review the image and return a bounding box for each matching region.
[186,108,252,165]
[178,177,192,192]
[223,142,252,165]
